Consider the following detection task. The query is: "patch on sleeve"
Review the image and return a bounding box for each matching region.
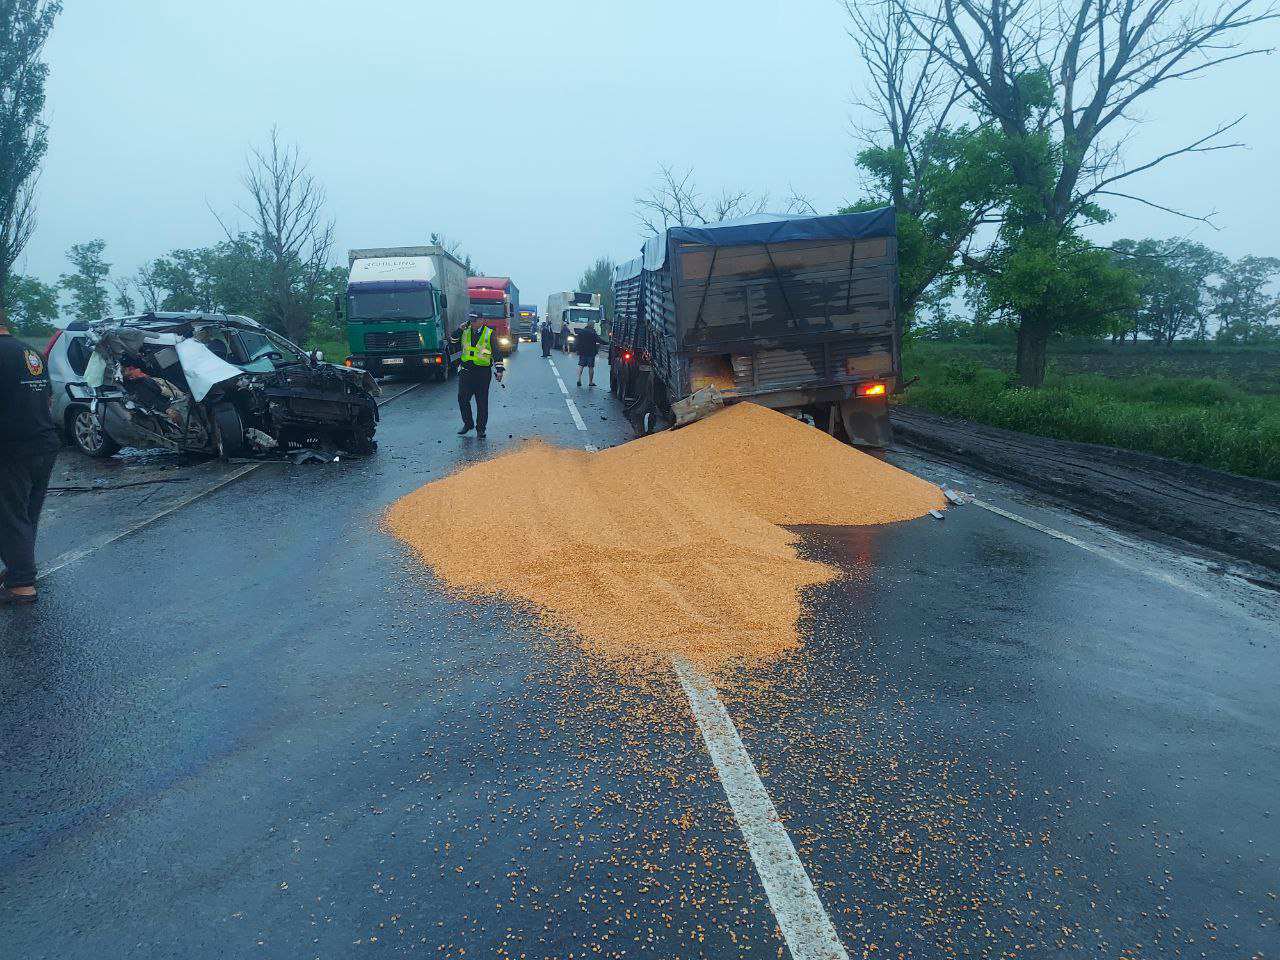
[24,349,45,377]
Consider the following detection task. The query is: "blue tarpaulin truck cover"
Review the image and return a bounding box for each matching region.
[641,207,895,272]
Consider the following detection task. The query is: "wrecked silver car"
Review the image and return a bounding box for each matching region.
[66,312,381,458]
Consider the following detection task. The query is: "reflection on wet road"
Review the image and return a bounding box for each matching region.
[2,349,1276,958]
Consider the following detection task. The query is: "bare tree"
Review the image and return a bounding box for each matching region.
[892,0,1276,383]
[236,126,335,343]
[110,275,136,315]
[133,260,164,312]
[429,232,477,276]
[635,165,774,234]
[845,0,961,206]
[899,0,1275,222]
[0,1,61,299]
[845,0,1004,322]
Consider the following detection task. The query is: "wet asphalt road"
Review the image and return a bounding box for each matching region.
[2,347,1277,959]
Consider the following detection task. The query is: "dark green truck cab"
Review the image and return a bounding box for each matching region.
[343,246,470,379]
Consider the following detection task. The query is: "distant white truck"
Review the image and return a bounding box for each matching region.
[545,291,604,351]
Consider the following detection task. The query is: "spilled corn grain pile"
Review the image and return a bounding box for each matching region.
[385,402,945,671]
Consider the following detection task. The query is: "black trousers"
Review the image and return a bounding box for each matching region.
[457,365,492,431]
[0,448,57,589]
[540,329,553,357]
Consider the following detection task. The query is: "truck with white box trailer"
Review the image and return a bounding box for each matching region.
[343,246,470,379]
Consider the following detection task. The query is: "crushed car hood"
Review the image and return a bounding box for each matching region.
[174,338,244,401]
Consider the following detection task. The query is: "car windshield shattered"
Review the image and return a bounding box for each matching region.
[75,312,382,458]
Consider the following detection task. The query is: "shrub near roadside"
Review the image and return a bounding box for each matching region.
[903,355,1280,481]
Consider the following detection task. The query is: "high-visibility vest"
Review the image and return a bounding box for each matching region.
[461,325,493,366]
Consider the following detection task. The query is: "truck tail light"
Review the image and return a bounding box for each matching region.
[344,358,354,367]
[857,381,887,397]
[622,351,633,362]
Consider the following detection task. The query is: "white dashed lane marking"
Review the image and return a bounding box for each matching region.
[673,658,850,960]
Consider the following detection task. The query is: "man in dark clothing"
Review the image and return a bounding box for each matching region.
[450,313,505,438]
[574,322,601,387]
[0,312,60,604]
[540,318,554,358]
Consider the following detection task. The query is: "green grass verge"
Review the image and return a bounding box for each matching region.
[901,343,1280,481]
[307,339,350,364]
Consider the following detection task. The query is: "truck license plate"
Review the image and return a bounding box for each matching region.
[382,357,405,366]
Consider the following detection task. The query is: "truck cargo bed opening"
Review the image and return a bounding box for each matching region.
[610,208,900,446]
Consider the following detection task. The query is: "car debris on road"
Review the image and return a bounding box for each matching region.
[64,313,381,460]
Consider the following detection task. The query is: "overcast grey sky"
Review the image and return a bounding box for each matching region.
[17,0,1280,310]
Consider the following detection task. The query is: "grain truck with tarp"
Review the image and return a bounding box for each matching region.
[609,207,899,446]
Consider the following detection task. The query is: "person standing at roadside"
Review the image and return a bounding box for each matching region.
[540,316,554,358]
[558,314,571,351]
[574,321,601,388]
[0,310,60,605]
[450,313,505,438]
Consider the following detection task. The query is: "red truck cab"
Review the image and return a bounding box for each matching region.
[466,276,521,356]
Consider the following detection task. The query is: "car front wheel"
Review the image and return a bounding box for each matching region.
[70,406,120,458]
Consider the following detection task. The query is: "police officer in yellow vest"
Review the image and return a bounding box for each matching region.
[451,313,505,438]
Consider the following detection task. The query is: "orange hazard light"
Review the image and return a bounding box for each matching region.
[857,381,887,397]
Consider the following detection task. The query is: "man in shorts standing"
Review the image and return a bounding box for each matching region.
[574,321,600,388]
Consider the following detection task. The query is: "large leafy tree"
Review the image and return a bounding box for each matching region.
[577,256,616,325]
[1212,256,1280,343]
[843,2,1008,331]
[1111,238,1225,344]
[0,271,56,334]
[894,0,1276,385]
[969,227,1137,366]
[138,233,340,345]
[59,239,111,323]
[0,0,60,302]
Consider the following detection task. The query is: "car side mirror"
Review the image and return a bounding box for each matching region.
[65,382,94,402]
[333,294,342,321]
[440,293,448,309]
[310,350,324,365]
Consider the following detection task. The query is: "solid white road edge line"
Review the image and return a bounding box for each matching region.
[671,657,850,960]
[38,463,262,582]
[565,397,587,431]
[37,380,425,583]
[971,497,1217,601]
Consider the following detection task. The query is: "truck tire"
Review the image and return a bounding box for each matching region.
[211,402,247,459]
[837,396,893,448]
